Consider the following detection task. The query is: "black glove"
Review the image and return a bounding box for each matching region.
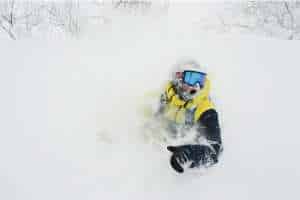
[167,144,218,173]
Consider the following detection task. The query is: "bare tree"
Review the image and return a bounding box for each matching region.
[47,0,81,36]
[239,1,300,39]
[0,0,17,39]
[113,0,152,12]
[20,1,45,35]
[0,0,45,39]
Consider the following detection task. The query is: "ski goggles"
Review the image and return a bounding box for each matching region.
[178,70,207,87]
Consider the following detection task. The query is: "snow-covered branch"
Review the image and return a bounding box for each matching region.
[238,1,300,39]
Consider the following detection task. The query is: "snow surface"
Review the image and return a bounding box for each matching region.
[1,4,300,200]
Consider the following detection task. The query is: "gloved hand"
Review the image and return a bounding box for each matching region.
[167,144,218,173]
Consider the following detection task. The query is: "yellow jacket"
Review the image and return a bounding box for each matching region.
[162,78,215,125]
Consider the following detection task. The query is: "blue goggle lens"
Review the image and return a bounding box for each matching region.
[183,71,206,87]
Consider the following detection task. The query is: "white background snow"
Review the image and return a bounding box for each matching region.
[1,2,300,200]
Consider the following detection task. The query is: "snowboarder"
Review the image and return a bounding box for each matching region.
[156,59,223,173]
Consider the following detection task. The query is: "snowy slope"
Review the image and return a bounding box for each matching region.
[1,4,300,200]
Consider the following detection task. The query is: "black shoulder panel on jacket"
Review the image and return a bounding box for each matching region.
[199,109,219,128]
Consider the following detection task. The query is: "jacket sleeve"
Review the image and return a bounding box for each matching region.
[196,109,223,156]
[156,82,173,116]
